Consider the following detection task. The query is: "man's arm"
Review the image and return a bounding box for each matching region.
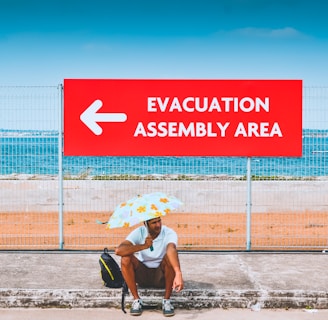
[166,242,184,292]
[115,237,153,257]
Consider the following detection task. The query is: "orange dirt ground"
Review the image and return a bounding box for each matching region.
[1,211,328,251]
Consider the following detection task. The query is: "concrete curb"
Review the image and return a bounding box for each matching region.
[2,252,328,311]
[1,288,328,310]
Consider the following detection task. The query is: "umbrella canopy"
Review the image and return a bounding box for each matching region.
[107,192,183,229]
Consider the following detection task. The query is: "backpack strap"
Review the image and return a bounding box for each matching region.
[121,282,129,313]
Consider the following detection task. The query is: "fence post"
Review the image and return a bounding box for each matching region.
[58,84,64,250]
[246,157,252,251]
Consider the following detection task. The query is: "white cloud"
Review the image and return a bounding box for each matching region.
[230,27,307,39]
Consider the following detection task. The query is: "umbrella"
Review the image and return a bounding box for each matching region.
[107,192,183,229]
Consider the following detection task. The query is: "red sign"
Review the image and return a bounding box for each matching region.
[64,79,302,156]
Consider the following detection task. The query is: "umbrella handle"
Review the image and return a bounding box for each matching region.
[145,223,154,251]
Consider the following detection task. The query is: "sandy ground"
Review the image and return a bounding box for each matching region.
[1,180,328,250]
[1,211,328,250]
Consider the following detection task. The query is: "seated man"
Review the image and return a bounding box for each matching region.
[115,217,184,317]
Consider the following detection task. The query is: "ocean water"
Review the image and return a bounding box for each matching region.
[0,134,328,177]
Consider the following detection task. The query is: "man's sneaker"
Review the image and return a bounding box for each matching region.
[162,299,175,317]
[130,299,143,316]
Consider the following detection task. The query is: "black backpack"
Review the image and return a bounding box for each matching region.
[99,248,129,313]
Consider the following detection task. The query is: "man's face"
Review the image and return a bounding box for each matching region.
[147,217,162,235]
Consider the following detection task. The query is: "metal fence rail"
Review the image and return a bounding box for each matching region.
[0,85,327,251]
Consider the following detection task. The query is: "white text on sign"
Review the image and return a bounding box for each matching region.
[134,96,281,138]
[147,96,270,113]
[134,122,282,138]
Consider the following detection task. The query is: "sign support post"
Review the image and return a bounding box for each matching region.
[58,84,64,250]
[246,157,252,251]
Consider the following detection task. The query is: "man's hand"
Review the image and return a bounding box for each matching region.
[115,238,152,256]
[172,271,184,292]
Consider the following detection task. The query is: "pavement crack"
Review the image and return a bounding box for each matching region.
[234,255,269,308]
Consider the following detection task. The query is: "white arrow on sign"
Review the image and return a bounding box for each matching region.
[80,99,127,135]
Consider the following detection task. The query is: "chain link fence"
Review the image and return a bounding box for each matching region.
[0,85,327,250]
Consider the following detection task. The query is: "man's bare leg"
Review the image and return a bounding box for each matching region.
[121,255,140,300]
[161,255,175,299]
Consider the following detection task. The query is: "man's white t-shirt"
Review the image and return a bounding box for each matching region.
[126,225,178,268]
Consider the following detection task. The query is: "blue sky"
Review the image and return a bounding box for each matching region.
[0,0,327,86]
[0,0,327,130]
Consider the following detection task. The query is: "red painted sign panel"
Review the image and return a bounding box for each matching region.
[63,79,302,156]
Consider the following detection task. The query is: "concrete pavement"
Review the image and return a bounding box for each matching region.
[0,251,328,311]
[1,308,328,320]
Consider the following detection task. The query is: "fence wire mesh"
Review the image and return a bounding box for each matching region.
[0,85,327,250]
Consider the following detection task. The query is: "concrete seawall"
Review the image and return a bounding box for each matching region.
[1,179,327,213]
